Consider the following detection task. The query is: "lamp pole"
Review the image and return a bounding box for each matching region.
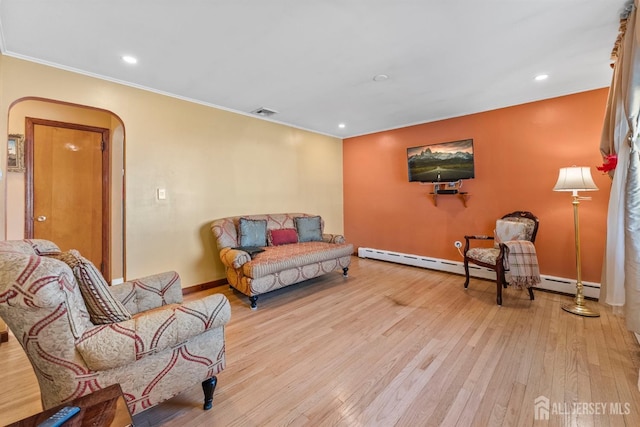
[562,191,600,317]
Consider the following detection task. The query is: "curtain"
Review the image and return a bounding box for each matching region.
[600,0,640,334]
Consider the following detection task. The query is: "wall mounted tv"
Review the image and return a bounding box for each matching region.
[407,138,475,183]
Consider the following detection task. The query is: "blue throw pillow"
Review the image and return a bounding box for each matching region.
[238,218,267,247]
[295,216,323,242]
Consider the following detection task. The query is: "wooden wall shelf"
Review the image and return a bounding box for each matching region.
[429,191,469,207]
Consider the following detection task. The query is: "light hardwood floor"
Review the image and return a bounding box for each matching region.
[2,257,640,426]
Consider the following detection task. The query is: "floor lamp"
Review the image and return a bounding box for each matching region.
[553,166,600,317]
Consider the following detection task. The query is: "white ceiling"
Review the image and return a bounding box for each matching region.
[0,0,626,138]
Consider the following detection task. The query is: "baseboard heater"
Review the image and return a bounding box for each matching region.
[357,247,600,299]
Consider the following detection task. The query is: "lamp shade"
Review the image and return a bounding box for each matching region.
[553,166,598,192]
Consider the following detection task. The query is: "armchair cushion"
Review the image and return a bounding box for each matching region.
[53,250,131,324]
[75,293,231,371]
[494,220,530,248]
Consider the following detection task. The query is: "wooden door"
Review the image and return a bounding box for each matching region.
[25,118,111,281]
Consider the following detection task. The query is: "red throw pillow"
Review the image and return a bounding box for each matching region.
[269,228,299,246]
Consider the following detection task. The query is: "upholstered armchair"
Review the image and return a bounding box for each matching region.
[0,239,230,415]
[463,211,540,305]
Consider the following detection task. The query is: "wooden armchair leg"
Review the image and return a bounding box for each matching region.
[496,264,504,306]
[463,259,470,288]
[528,287,535,301]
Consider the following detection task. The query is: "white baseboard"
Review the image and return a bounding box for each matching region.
[357,247,600,299]
[111,277,124,286]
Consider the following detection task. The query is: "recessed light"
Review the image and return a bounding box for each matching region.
[534,74,548,81]
[373,74,389,82]
[338,123,346,129]
[122,55,138,64]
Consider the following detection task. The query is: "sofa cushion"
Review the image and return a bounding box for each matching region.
[268,228,298,246]
[211,213,320,248]
[53,250,132,324]
[295,216,323,242]
[239,217,268,247]
[242,241,353,278]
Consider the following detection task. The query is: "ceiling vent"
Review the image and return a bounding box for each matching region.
[250,107,278,117]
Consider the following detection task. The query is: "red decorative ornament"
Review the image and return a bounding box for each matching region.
[597,154,618,173]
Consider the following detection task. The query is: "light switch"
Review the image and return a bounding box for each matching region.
[157,188,166,200]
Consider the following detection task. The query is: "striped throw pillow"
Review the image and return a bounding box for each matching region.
[53,250,131,324]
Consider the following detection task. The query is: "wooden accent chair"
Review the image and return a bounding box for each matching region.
[463,211,540,305]
[0,239,231,415]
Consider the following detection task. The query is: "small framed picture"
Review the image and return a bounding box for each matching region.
[8,134,25,172]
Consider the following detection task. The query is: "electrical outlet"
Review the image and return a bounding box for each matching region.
[157,188,166,200]
[454,241,462,248]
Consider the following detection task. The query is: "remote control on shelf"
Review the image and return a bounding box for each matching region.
[37,406,81,427]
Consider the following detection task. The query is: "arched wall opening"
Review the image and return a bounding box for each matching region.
[6,98,126,282]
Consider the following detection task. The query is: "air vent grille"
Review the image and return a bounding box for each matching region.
[250,107,278,117]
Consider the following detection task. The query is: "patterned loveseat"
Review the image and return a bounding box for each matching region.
[0,239,231,415]
[211,213,353,309]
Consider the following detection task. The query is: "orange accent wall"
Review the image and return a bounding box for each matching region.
[344,88,610,284]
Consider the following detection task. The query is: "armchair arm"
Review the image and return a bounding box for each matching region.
[322,233,346,244]
[463,235,494,254]
[464,235,494,240]
[75,293,231,371]
[219,247,251,269]
[109,271,182,315]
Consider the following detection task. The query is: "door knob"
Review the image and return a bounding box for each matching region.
[36,215,47,222]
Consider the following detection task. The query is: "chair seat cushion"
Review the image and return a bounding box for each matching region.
[467,247,500,265]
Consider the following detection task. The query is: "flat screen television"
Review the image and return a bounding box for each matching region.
[407,138,475,183]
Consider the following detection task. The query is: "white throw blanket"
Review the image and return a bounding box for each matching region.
[503,240,541,289]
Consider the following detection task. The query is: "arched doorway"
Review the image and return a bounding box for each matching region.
[6,98,125,282]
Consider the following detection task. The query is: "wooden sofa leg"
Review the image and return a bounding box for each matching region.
[342,267,349,277]
[528,287,535,301]
[202,376,217,410]
[249,296,259,310]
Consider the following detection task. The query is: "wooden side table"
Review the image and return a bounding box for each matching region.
[7,384,133,427]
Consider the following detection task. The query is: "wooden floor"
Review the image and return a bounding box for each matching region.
[2,257,640,426]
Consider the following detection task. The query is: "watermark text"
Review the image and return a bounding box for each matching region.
[534,395,631,420]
